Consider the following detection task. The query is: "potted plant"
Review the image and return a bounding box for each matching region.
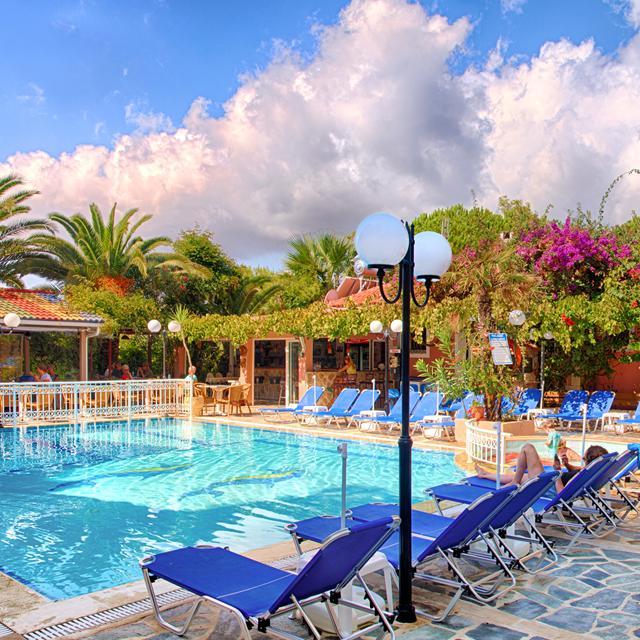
[468,399,485,421]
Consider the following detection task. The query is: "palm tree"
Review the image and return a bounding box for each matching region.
[285,233,355,290]
[226,274,281,315]
[0,174,50,287]
[30,203,206,294]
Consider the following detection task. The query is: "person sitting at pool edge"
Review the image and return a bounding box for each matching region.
[476,443,609,493]
[184,365,197,382]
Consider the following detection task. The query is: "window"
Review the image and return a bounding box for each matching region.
[312,339,339,370]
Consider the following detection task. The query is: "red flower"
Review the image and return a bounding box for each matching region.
[633,300,639,309]
[561,313,575,327]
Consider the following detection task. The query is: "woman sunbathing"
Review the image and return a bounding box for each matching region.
[476,443,608,493]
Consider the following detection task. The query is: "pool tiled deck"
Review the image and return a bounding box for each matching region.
[3,411,640,639]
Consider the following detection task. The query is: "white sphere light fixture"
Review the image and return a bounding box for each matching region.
[3,312,21,329]
[354,212,409,268]
[390,319,403,333]
[413,231,453,281]
[147,319,161,334]
[508,309,527,327]
[543,331,554,340]
[168,320,182,334]
[369,320,384,334]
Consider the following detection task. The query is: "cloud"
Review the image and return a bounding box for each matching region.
[2,0,640,265]
[501,0,527,14]
[472,36,640,222]
[627,0,640,27]
[94,121,106,137]
[17,83,46,106]
[124,102,173,133]
[605,0,640,27]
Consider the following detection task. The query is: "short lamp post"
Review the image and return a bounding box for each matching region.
[369,318,403,413]
[355,212,452,622]
[147,320,182,379]
[540,331,554,409]
[508,309,527,378]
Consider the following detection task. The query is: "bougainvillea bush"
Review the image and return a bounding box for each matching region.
[517,217,631,296]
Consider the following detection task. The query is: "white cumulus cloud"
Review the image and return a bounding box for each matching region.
[2,0,640,264]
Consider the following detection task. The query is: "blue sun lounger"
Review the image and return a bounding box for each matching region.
[258,386,325,422]
[294,387,359,423]
[609,400,640,433]
[336,388,381,426]
[537,389,589,424]
[503,388,542,418]
[556,390,615,431]
[464,453,618,547]
[141,516,399,640]
[427,471,560,573]
[288,486,518,622]
[350,389,420,430]
[580,449,640,523]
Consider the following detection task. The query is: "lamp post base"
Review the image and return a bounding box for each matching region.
[396,604,417,623]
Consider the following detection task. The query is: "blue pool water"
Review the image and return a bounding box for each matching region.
[0,419,463,600]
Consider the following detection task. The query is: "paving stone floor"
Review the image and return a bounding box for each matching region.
[53,520,640,640]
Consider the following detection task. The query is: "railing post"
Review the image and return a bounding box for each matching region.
[12,385,18,427]
[127,381,132,421]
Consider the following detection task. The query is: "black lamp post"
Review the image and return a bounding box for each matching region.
[355,212,452,622]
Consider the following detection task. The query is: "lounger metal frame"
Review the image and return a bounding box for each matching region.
[141,521,399,640]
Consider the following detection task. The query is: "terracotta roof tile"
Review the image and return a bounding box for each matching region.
[0,289,102,324]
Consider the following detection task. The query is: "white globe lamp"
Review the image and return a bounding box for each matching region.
[168,320,181,334]
[413,231,452,281]
[147,319,161,334]
[508,309,526,327]
[369,320,384,334]
[543,331,554,340]
[354,212,409,268]
[390,319,403,333]
[3,313,21,329]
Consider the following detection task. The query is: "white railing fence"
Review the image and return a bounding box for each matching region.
[465,421,506,473]
[0,380,193,426]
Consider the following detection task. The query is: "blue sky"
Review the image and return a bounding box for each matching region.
[1,0,636,160]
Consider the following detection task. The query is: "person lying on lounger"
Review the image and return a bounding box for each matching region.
[476,443,608,492]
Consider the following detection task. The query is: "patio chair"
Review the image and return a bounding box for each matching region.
[427,471,560,573]
[294,387,359,423]
[219,384,245,416]
[140,516,399,640]
[350,389,420,431]
[257,386,325,422]
[193,383,220,415]
[239,383,252,414]
[288,486,518,622]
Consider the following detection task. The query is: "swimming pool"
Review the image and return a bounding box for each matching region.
[0,419,463,600]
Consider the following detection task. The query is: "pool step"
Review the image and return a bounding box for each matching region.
[22,588,191,640]
[0,622,14,637]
